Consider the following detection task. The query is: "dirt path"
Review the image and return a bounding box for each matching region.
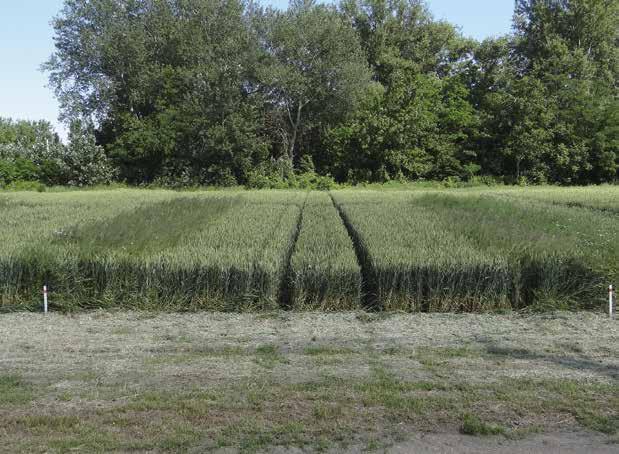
[0,311,617,452]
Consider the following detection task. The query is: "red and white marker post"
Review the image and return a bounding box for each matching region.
[43,285,48,314]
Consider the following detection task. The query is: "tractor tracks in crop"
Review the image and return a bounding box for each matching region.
[329,192,380,311]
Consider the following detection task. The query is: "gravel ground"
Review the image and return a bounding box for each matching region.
[0,311,617,453]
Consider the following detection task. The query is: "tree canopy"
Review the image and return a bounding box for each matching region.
[33,0,619,186]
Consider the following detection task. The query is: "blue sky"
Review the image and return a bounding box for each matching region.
[0,1,514,141]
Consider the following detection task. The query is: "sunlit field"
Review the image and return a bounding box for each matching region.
[1,186,617,312]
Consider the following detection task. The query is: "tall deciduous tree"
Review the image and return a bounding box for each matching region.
[512,0,619,182]
[256,0,371,167]
[42,0,617,186]
[44,0,268,184]
[327,0,478,182]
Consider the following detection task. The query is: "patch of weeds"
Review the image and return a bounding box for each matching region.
[313,356,345,366]
[220,381,271,411]
[0,374,34,404]
[254,344,289,369]
[100,415,135,430]
[489,378,619,435]
[121,390,213,417]
[354,365,448,415]
[573,407,618,435]
[290,377,345,396]
[217,418,306,452]
[158,425,202,450]
[364,438,393,452]
[314,436,334,452]
[56,391,73,402]
[313,403,344,420]
[460,413,506,436]
[46,426,120,452]
[13,415,81,433]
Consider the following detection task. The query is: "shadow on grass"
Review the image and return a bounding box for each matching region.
[481,342,618,380]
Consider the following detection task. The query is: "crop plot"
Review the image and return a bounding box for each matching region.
[331,189,619,311]
[288,191,361,310]
[331,191,513,311]
[489,185,619,213]
[0,190,305,310]
[1,186,618,312]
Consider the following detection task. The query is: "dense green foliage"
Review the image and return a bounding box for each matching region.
[1,187,617,312]
[34,0,616,187]
[0,118,116,187]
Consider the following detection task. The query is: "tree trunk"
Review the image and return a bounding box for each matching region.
[287,102,305,165]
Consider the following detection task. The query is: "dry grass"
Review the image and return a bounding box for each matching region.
[0,310,617,452]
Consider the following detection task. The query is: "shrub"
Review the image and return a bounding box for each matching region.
[460,414,506,436]
[245,157,338,190]
[3,180,46,192]
[63,123,117,186]
[0,158,38,186]
[293,172,337,190]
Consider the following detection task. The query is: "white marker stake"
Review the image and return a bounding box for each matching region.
[610,285,614,319]
[43,285,48,314]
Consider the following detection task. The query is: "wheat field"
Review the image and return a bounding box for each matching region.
[1,186,617,312]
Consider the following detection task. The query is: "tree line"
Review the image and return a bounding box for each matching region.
[3,0,618,188]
